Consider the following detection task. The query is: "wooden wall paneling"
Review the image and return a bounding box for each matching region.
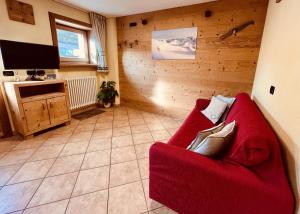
[117,0,268,118]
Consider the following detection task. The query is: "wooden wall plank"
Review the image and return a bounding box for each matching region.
[117,0,268,118]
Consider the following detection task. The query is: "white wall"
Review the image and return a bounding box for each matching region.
[252,0,300,211]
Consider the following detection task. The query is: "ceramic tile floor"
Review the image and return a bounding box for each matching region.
[0,106,184,214]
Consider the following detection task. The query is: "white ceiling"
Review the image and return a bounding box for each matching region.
[57,0,216,17]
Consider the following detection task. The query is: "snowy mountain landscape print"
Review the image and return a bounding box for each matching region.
[152,27,198,60]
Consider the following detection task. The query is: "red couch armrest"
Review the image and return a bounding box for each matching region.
[196,98,210,110]
[149,142,291,214]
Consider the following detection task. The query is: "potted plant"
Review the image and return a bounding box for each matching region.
[97,81,119,108]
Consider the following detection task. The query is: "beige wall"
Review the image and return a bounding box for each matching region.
[0,0,90,79]
[0,0,119,102]
[252,0,300,211]
[103,17,120,104]
[0,0,119,132]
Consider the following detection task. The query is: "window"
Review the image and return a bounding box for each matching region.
[49,12,97,68]
[56,24,89,63]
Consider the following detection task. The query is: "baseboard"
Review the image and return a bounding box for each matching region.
[121,98,189,119]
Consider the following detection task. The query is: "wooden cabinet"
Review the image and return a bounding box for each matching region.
[3,80,71,139]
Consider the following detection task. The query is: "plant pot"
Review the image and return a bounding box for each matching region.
[104,103,111,108]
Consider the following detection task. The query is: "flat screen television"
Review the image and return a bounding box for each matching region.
[0,40,60,69]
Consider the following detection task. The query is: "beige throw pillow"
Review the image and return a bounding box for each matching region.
[187,122,225,151]
[201,96,228,124]
[216,95,236,122]
[194,121,236,157]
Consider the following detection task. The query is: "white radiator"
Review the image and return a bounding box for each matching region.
[65,76,97,110]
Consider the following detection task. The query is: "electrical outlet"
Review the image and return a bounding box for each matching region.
[270,85,275,95]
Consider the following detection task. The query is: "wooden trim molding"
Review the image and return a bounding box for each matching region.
[49,12,92,30]
[0,85,13,138]
[49,12,92,47]
[59,63,98,72]
[48,12,96,70]
[49,12,58,46]
[60,63,97,68]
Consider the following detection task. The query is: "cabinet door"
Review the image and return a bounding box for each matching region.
[23,100,50,132]
[47,96,70,125]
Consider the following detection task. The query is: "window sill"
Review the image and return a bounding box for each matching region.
[59,63,98,70]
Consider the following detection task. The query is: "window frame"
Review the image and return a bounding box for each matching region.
[49,12,96,68]
[56,24,89,63]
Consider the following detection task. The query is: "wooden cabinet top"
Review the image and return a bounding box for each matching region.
[3,80,66,87]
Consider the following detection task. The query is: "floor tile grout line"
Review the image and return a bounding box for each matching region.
[145,116,172,143]
[3,159,103,185]
[0,107,177,213]
[0,132,67,155]
[159,118,178,137]
[23,125,78,212]
[15,198,71,213]
[0,146,58,168]
[2,135,52,187]
[0,135,43,159]
[129,108,149,213]
[0,116,167,167]
[4,180,155,214]
[0,149,74,168]
[144,116,158,147]
[11,136,56,151]
[134,108,177,213]
[106,107,116,214]
[0,139,46,163]
[20,187,111,213]
[63,118,97,214]
[141,111,163,210]
[44,153,85,178]
[141,112,178,212]
[2,136,55,214]
[2,147,150,187]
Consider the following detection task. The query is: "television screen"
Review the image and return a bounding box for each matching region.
[0,40,60,69]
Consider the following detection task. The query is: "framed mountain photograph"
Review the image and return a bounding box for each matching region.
[152,27,198,60]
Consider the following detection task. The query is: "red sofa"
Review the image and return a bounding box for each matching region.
[149,93,294,214]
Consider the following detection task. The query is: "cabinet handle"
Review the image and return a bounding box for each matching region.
[42,103,45,110]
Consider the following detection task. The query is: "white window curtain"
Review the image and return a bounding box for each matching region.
[89,12,108,71]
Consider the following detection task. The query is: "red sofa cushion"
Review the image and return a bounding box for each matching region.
[225,93,275,166]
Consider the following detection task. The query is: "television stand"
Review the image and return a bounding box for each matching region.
[3,80,71,139]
